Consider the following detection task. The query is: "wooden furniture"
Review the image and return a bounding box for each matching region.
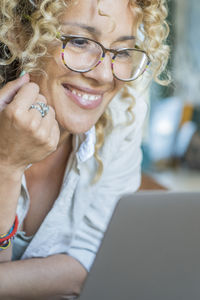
[140,174,167,190]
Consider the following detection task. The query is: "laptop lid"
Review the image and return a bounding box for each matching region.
[79,192,200,300]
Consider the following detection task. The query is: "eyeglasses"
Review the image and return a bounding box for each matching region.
[57,33,150,82]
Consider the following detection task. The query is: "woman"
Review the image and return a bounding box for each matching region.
[0,0,170,298]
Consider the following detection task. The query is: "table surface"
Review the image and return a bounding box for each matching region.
[145,167,200,191]
[140,174,167,190]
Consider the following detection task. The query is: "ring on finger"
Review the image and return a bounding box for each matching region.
[29,102,49,118]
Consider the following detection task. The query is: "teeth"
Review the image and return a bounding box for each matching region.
[70,88,101,102]
[90,95,96,101]
[83,94,89,100]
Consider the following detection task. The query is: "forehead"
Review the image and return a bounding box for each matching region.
[61,0,136,41]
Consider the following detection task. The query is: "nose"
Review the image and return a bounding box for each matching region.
[82,53,114,84]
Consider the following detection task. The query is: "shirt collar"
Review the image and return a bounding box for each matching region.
[74,126,96,164]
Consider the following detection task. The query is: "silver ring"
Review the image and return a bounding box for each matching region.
[29,102,49,118]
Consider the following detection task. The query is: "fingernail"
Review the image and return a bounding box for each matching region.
[19,70,26,77]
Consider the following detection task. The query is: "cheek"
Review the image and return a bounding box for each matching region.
[111,81,125,98]
[52,48,64,70]
[42,46,65,77]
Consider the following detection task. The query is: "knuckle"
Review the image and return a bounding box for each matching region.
[28,119,40,133]
[4,105,28,129]
[48,139,57,151]
[11,106,24,123]
[36,128,48,143]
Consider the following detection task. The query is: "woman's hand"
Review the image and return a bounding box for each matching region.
[0,74,60,174]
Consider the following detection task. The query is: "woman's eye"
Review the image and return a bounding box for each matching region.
[116,50,131,58]
[70,38,89,48]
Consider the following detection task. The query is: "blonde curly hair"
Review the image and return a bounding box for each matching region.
[0,0,170,180]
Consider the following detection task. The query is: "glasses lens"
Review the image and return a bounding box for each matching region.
[113,49,149,81]
[64,37,102,72]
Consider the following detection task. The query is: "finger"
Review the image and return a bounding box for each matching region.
[0,74,30,112]
[48,122,60,150]
[35,94,47,105]
[28,94,47,117]
[10,82,41,112]
[27,95,47,129]
[35,106,58,148]
[39,106,56,134]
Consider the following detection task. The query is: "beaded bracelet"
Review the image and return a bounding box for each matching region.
[0,215,19,250]
[0,239,12,250]
[0,222,15,239]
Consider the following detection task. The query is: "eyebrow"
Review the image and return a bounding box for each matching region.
[61,22,136,42]
[62,22,101,35]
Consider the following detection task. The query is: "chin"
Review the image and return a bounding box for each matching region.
[56,106,103,134]
[59,119,96,135]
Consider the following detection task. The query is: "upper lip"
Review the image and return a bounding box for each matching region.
[62,83,107,95]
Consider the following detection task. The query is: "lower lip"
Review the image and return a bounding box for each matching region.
[62,85,103,109]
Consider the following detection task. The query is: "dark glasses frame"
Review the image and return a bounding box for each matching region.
[56,32,151,82]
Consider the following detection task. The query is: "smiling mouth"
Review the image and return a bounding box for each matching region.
[63,84,102,100]
[62,83,103,109]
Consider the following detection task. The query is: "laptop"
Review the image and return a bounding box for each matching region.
[79,191,200,300]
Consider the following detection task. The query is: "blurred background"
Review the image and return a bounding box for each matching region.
[141,0,200,191]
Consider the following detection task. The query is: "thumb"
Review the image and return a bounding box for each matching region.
[0,73,30,112]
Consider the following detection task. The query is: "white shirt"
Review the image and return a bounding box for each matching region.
[12,89,147,271]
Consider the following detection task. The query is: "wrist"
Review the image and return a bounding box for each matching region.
[0,213,18,238]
